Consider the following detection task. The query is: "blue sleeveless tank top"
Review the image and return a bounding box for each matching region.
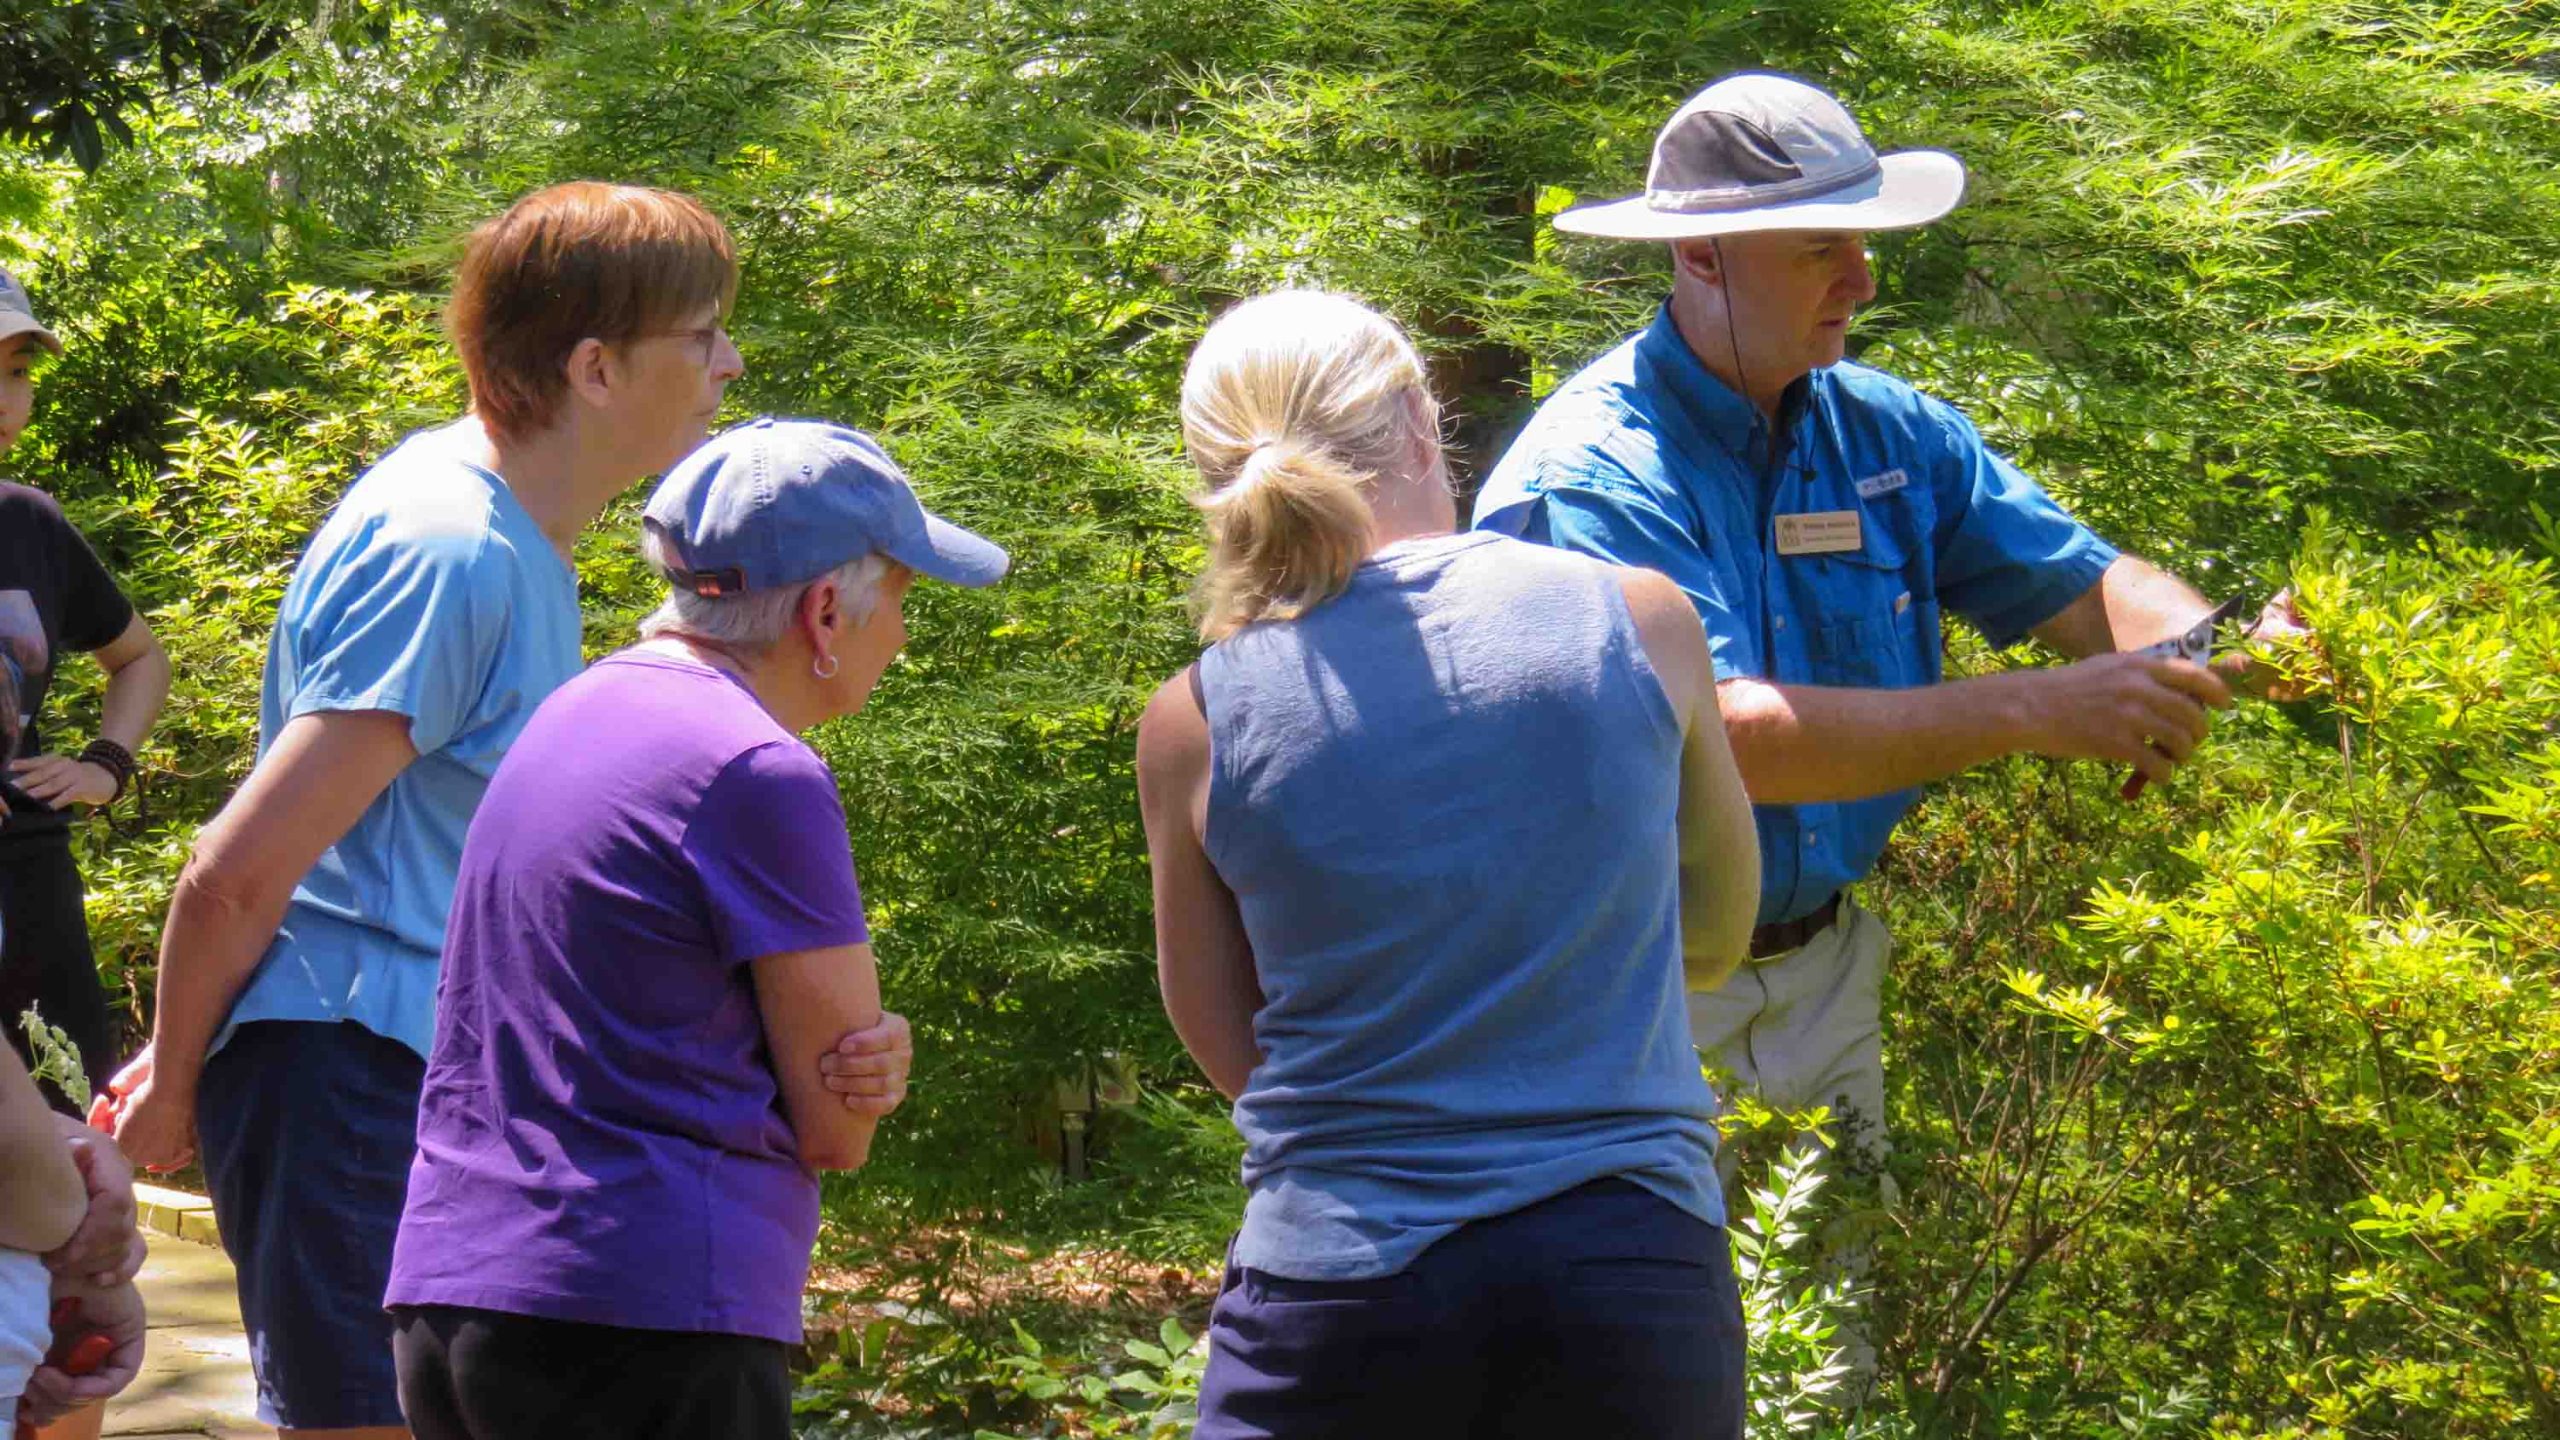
[1199,530,1723,1281]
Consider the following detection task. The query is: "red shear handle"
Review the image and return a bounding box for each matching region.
[57,1332,115,1376]
[43,1297,114,1376]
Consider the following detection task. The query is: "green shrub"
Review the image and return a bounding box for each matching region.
[1874,528,2560,1435]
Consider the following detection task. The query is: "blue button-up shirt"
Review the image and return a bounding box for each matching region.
[1474,306,2118,926]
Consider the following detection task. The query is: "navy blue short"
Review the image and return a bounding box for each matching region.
[1195,1179,1745,1439]
[198,1018,424,1430]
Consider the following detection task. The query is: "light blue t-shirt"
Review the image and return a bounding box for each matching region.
[214,422,582,1061]
[1205,532,1723,1281]
[1474,305,2119,926]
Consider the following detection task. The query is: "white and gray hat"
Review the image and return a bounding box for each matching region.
[0,266,61,357]
[1556,73,1966,241]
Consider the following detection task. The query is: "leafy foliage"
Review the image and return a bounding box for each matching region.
[18,1003,92,1110]
[1733,1148,1911,1440]
[0,0,287,170]
[1872,529,2560,1435]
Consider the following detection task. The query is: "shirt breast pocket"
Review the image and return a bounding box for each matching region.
[1808,501,1939,690]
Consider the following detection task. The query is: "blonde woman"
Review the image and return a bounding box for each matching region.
[1135,292,1761,1438]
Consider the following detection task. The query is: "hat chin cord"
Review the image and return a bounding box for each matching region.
[1710,237,1757,421]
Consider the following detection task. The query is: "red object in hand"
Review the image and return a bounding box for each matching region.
[86,1086,122,1133]
[44,1297,114,1376]
[59,1332,114,1375]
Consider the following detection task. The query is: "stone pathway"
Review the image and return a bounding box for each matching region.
[94,1209,269,1439]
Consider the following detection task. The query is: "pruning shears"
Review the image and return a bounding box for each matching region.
[2120,595,2247,802]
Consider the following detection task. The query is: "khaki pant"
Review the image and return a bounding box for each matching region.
[1691,900,1893,1386]
[1690,898,1892,1168]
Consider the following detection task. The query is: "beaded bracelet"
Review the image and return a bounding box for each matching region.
[78,738,136,803]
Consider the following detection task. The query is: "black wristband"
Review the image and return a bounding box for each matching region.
[79,739,136,802]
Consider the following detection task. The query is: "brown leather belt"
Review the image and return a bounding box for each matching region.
[1748,894,1842,960]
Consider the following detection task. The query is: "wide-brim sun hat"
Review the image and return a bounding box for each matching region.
[0,266,62,356]
[644,417,1009,597]
[1555,72,1966,241]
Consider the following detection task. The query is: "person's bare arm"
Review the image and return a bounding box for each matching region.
[2038,555,2314,700]
[2030,554,2213,658]
[1136,670,1263,1101]
[750,944,884,1171]
[1620,569,1759,989]
[1721,555,2238,806]
[1719,658,2232,804]
[8,613,170,811]
[43,1115,145,1288]
[109,709,417,1171]
[92,613,170,754]
[1720,670,2034,803]
[0,1042,88,1255]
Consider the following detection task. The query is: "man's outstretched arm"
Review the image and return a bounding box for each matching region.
[2030,554,2212,658]
[2035,555,2312,699]
[1722,557,2237,805]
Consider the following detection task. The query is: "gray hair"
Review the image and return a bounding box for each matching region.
[639,528,892,654]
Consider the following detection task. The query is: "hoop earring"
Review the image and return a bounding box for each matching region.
[813,653,841,681]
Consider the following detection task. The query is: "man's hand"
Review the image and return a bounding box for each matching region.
[7,755,118,808]
[18,1279,147,1426]
[818,1010,911,1118]
[43,1116,146,1288]
[2221,589,2315,702]
[2022,652,2234,786]
[103,1045,196,1173]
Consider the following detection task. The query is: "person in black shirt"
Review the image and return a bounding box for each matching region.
[0,266,172,1115]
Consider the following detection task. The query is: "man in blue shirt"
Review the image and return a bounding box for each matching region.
[1476,73,2305,1173]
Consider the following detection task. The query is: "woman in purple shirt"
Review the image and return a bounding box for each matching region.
[385,418,1006,1438]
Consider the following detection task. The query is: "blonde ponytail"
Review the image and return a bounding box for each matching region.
[1181,291,1439,640]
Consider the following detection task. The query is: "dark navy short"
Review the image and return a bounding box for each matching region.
[1195,1179,1744,1439]
[198,1018,424,1430]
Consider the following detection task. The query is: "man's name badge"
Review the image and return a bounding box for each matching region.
[1775,510,1864,555]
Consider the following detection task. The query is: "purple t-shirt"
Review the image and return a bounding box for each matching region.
[386,650,870,1343]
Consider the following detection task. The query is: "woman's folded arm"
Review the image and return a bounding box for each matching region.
[752,941,884,1171]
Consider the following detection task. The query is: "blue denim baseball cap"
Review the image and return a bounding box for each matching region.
[643,417,1009,596]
